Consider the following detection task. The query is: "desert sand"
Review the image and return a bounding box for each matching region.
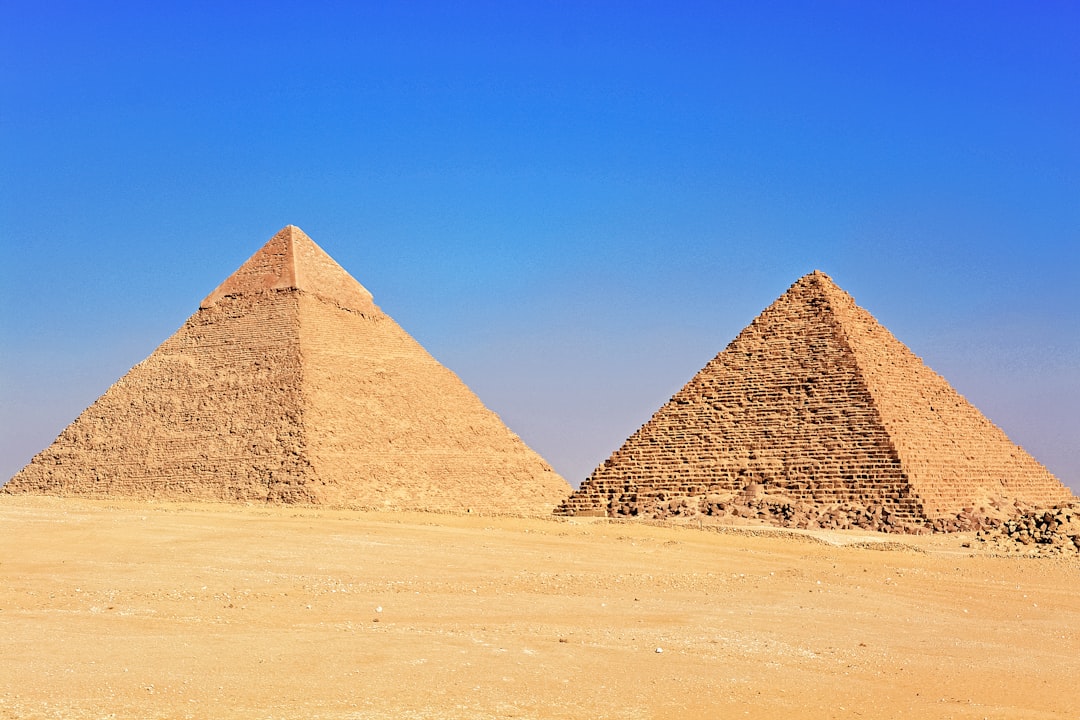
[2,496,1078,719]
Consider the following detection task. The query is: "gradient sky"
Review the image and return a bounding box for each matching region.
[2,1,1078,493]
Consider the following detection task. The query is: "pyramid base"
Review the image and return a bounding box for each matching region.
[555,483,1077,535]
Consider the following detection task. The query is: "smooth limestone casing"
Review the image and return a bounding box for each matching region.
[5,226,569,514]
[556,271,1073,521]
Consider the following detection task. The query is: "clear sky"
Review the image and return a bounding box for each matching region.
[2,1,1078,493]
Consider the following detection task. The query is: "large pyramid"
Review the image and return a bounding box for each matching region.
[5,226,570,513]
[556,271,1073,525]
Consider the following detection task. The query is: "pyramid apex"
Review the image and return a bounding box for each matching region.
[270,224,316,246]
[200,227,377,313]
[789,270,851,301]
[799,269,834,283]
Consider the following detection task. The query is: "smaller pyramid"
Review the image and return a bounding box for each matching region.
[5,226,571,514]
[556,271,1074,528]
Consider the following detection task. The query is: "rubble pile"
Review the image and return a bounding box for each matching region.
[975,505,1080,555]
[629,488,928,533]
[632,488,1080,551]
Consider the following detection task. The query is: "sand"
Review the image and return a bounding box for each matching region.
[1,496,1077,719]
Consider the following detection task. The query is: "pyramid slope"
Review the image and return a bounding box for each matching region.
[4,293,311,502]
[5,226,570,514]
[820,278,1071,515]
[297,294,566,510]
[556,271,1072,522]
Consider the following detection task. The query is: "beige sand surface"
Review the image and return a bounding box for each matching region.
[1,496,1077,719]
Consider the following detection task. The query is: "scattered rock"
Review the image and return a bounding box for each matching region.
[974,504,1080,555]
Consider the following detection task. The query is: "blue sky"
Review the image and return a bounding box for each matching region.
[2,1,1078,492]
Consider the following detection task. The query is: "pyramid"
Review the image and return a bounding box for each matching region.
[4,226,570,514]
[556,271,1073,524]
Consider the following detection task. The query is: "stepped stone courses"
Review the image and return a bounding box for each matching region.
[5,225,570,514]
[556,271,1074,529]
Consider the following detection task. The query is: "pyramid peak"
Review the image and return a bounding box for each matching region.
[200,226,377,313]
[785,270,856,308]
[278,224,309,241]
[797,269,836,285]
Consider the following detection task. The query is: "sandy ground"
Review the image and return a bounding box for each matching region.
[1,496,1078,719]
